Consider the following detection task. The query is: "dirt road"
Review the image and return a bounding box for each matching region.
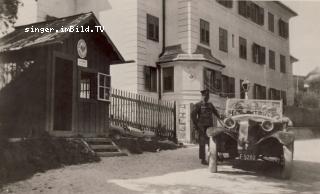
[1,139,320,194]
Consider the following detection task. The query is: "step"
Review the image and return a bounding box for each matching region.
[97,151,128,157]
[85,138,113,145]
[84,138,112,143]
[90,144,116,150]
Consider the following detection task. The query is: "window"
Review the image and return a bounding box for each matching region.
[200,19,210,45]
[216,0,233,8]
[144,66,157,92]
[221,75,235,98]
[252,43,265,64]
[163,67,174,92]
[269,50,275,70]
[279,19,289,38]
[147,14,159,41]
[80,71,97,100]
[268,12,274,32]
[232,34,235,48]
[98,73,111,101]
[268,88,281,100]
[238,1,264,26]
[240,80,245,99]
[80,72,110,101]
[239,36,247,59]
[253,84,266,100]
[250,3,264,25]
[204,68,221,94]
[238,1,250,18]
[281,90,287,105]
[280,55,286,73]
[219,27,228,52]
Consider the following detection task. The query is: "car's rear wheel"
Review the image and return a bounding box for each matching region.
[208,137,217,173]
[280,143,294,179]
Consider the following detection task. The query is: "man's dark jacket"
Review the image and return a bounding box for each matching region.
[191,101,220,129]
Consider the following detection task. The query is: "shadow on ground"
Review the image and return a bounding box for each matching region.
[109,159,320,194]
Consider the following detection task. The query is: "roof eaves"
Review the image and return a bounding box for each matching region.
[274,1,298,17]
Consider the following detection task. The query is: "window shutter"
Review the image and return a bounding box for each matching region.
[252,44,256,63]
[240,80,245,99]
[246,1,251,18]
[229,77,235,98]
[278,19,281,35]
[144,66,150,90]
[155,25,159,40]
[253,84,257,99]
[203,69,209,90]
[262,86,266,99]
[222,75,228,95]
[215,71,222,92]
[285,22,289,38]
[260,46,266,64]
[239,1,246,16]
[268,88,271,99]
[259,7,264,25]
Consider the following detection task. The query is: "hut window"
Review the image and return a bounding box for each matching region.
[80,71,97,99]
[97,73,110,101]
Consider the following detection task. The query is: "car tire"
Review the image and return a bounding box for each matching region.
[208,137,217,173]
[280,143,294,179]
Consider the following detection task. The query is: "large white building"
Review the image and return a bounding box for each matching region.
[20,0,297,142]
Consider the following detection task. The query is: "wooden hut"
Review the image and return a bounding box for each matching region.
[0,12,125,137]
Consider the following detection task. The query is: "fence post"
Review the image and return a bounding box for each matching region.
[173,101,177,143]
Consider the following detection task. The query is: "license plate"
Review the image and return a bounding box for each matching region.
[239,153,257,161]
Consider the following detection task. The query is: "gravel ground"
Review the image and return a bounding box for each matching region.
[1,139,320,194]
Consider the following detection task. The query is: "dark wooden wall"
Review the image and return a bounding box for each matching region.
[0,20,116,137]
[0,48,47,137]
[48,21,114,136]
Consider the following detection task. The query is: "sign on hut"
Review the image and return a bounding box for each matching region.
[0,12,125,137]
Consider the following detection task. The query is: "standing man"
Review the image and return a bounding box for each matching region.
[191,89,221,165]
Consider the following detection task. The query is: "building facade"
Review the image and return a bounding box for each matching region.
[32,0,297,142]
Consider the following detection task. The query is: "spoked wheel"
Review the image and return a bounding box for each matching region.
[208,136,217,173]
[280,143,294,179]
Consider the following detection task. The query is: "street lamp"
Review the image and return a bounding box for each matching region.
[242,79,250,100]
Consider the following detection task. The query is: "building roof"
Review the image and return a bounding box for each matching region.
[158,44,225,68]
[0,12,125,63]
[274,1,298,17]
[290,55,299,63]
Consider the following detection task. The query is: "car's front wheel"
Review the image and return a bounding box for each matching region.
[280,143,294,179]
[208,136,217,173]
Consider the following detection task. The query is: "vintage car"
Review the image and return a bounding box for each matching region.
[206,98,294,179]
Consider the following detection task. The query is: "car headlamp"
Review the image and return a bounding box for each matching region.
[224,117,236,129]
[261,120,274,132]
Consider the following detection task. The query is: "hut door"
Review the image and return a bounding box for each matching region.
[53,57,73,131]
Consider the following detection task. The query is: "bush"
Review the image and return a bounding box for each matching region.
[294,92,319,108]
[0,137,100,186]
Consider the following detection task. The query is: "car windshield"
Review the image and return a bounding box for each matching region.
[225,99,283,120]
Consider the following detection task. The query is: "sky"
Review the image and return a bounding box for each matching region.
[13,0,320,76]
[284,0,320,76]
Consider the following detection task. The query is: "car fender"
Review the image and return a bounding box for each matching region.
[206,127,237,141]
[255,131,295,146]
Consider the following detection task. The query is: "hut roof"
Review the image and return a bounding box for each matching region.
[0,12,125,64]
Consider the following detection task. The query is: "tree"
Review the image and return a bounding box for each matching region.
[294,91,319,109]
[0,0,23,34]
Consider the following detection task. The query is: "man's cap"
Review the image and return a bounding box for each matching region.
[200,88,209,95]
